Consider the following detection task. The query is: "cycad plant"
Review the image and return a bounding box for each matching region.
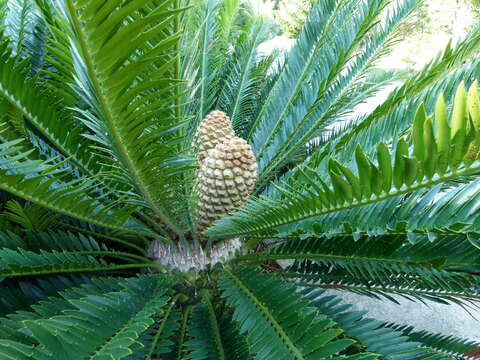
[1,0,480,358]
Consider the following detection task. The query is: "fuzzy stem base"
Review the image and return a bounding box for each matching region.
[147,238,242,272]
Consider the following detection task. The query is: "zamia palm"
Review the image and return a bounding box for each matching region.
[0,0,479,358]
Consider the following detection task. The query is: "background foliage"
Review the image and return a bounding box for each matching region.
[268,0,480,69]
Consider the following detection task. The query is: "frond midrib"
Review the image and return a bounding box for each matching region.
[247,0,347,147]
[0,179,148,236]
[88,279,167,358]
[229,23,264,126]
[209,159,480,238]
[294,278,480,300]
[256,0,395,188]
[65,0,182,237]
[233,252,442,269]
[145,297,178,360]
[202,291,226,360]
[224,268,306,360]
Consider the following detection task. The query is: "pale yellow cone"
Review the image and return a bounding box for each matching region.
[196,110,235,161]
[197,136,257,231]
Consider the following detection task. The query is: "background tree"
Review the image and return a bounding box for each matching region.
[274,0,314,37]
[270,0,480,69]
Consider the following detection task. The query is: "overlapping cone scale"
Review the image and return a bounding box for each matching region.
[196,110,235,161]
[197,136,258,231]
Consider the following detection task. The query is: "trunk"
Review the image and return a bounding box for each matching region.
[147,238,242,272]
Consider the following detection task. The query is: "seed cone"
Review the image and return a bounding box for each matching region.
[196,110,235,161]
[197,136,257,232]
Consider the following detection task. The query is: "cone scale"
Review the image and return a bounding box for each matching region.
[196,110,235,161]
[196,111,258,233]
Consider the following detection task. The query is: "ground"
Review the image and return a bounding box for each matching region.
[328,290,480,342]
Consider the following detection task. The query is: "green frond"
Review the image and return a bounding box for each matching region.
[219,266,355,360]
[33,0,78,107]
[217,0,240,47]
[0,247,152,278]
[398,179,480,237]
[0,340,34,359]
[247,235,480,305]
[208,83,480,238]
[244,222,480,272]
[247,0,349,143]
[0,40,104,178]
[329,24,480,161]
[2,276,147,328]
[2,200,58,231]
[283,28,480,220]
[216,19,271,136]
[162,305,192,360]
[392,233,480,270]
[216,310,252,360]
[288,262,478,303]
[2,0,46,66]
[276,237,480,304]
[297,69,410,159]
[182,0,224,142]
[250,0,418,190]
[0,140,152,236]
[23,231,109,253]
[142,302,181,360]
[0,230,25,249]
[185,292,251,360]
[181,0,275,146]
[0,228,153,280]
[53,220,147,255]
[0,275,171,359]
[0,275,89,317]
[186,298,227,360]
[59,0,189,235]
[2,94,26,136]
[388,324,480,359]
[237,234,477,277]
[0,276,175,347]
[294,271,480,305]
[303,289,460,359]
[275,176,480,240]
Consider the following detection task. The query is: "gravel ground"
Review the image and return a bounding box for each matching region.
[325,290,480,343]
